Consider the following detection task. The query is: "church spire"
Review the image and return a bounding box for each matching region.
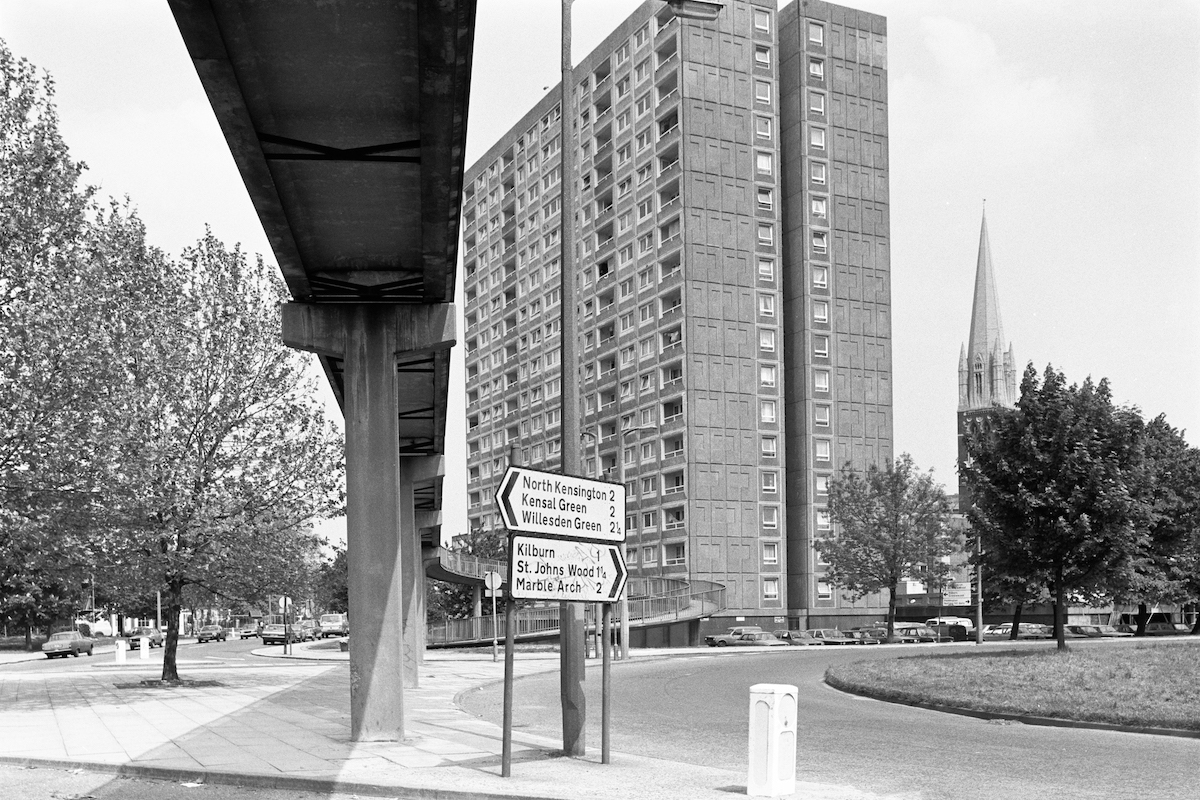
[959,207,1016,411]
[966,209,1005,367]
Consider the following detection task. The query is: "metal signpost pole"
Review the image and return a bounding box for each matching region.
[484,570,502,661]
[501,594,516,777]
[602,602,612,764]
[497,465,629,775]
[975,536,984,644]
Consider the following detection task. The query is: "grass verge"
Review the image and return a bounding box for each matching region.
[825,641,1200,731]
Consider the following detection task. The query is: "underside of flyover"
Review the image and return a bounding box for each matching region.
[170,0,476,743]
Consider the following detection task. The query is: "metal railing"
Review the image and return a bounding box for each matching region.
[435,549,505,581]
[427,577,726,646]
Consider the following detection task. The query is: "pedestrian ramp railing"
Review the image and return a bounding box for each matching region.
[426,575,726,647]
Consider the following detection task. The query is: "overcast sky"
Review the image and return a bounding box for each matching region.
[2,0,1196,543]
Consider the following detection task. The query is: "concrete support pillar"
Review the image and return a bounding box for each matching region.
[343,306,405,741]
[282,302,454,743]
[399,459,421,688]
[413,507,441,668]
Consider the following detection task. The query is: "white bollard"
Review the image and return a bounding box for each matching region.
[748,683,797,797]
[139,637,150,660]
[114,638,127,664]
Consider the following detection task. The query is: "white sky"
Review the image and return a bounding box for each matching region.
[2,1,1196,544]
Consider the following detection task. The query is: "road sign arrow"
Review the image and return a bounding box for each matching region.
[607,546,627,600]
[509,535,628,603]
[496,469,519,529]
[495,466,626,542]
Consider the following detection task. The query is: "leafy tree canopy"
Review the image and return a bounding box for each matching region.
[964,364,1148,649]
[817,453,956,637]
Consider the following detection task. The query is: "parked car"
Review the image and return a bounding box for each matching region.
[1095,624,1133,638]
[772,630,824,646]
[926,616,974,631]
[893,623,946,643]
[298,620,320,641]
[843,630,883,645]
[704,626,763,647]
[729,632,787,647]
[42,630,95,658]
[319,613,349,638]
[983,623,1051,640]
[260,623,292,645]
[125,626,164,649]
[805,628,855,645]
[1064,625,1104,638]
[237,624,259,639]
[852,626,922,644]
[1144,622,1191,636]
[929,623,970,642]
[196,624,227,643]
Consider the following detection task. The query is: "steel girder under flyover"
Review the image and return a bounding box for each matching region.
[169,0,476,743]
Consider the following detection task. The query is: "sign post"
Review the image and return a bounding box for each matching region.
[495,465,627,773]
[485,570,502,662]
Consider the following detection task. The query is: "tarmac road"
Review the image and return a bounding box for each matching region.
[0,635,286,674]
[461,642,1200,800]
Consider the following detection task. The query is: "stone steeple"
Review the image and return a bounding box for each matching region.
[958,210,1016,411]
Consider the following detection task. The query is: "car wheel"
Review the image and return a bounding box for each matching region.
[86,648,93,656]
[716,640,728,647]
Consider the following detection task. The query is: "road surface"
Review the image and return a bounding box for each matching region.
[461,641,1199,799]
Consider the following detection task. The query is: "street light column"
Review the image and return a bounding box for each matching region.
[558,0,586,759]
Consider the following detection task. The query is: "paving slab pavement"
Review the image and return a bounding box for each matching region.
[0,642,887,800]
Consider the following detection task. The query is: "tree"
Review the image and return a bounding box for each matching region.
[816,454,956,638]
[1113,416,1200,634]
[104,233,345,682]
[963,364,1146,651]
[0,43,345,668]
[314,546,349,614]
[966,511,1047,639]
[427,528,508,624]
[0,42,149,641]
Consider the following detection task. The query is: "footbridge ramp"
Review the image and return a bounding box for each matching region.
[424,547,726,646]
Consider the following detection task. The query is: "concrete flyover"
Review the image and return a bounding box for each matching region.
[169,0,477,743]
[423,546,727,648]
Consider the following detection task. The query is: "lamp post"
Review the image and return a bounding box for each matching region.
[557,0,722,759]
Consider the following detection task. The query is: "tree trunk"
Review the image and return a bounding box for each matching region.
[1054,573,1067,652]
[1136,603,1149,636]
[161,577,184,682]
[24,623,32,651]
[886,578,897,639]
[1189,603,1200,636]
[1009,603,1022,640]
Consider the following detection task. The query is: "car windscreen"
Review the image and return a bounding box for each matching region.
[50,633,73,640]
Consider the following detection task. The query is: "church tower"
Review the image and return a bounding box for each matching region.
[957,210,1017,508]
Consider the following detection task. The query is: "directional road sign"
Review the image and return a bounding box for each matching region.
[496,466,625,542]
[508,534,628,602]
[941,582,972,606]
